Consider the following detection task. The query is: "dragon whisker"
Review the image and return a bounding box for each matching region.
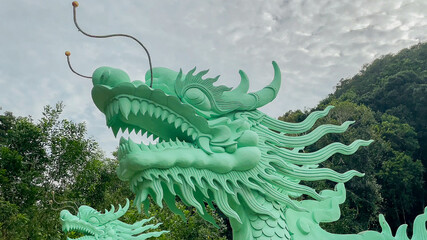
[71,1,153,87]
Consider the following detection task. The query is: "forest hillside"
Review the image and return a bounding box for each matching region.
[280,42,427,234]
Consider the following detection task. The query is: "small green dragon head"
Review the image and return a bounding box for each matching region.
[60,199,167,240]
[91,62,372,226]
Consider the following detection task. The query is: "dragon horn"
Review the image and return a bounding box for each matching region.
[113,198,130,219]
[250,61,281,109]
[224,61,281,111]
[102,199,130,222]
[230,70,250,94]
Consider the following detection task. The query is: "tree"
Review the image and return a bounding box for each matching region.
[0,103,103,239]
[0,104,231,239]
[280,100,425,234]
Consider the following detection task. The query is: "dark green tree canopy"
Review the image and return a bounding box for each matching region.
[282,42,426,234]
[0,103,229,239]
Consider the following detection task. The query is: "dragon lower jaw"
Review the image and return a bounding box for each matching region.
[116,139,261,180]
[66,237,96,240]
[62,223,98,240]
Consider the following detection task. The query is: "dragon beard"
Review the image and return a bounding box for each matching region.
[124,108,371,226]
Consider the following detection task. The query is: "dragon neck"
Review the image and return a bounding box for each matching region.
[229,191,291,240]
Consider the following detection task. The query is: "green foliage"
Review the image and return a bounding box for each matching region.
[40,103,102,190]
[331,43,426,163]
[0,199,29,239]
[0,103,230,239]
[0,103,103,239]
[120,199,227,240]
[282,42,426,234]
[289,101,383,233]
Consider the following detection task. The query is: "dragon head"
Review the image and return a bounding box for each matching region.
[60,199,167,240]
[91,62,281,179]
[90,62,372,226]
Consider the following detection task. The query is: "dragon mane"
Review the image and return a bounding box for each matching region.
[130,106,372,225]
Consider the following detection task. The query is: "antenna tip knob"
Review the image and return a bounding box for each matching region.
[65,51,71,56]
[72,1,79,7]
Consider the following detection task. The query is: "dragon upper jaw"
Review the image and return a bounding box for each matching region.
[106,96,199,143]
[93,82,219,156]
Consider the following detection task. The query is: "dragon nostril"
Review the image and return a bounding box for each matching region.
[100,72,110,83]
[92,67,131,87]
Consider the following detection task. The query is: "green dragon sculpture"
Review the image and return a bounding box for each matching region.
[88,63,427,239]
[65,2,427,239]
[60,199,168,239]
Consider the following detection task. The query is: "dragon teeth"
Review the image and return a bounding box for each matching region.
[175,137,183,146]
[112,126,120,137]
[191,132,197,140]
[131,99,140,115]
[147,104,155,117]
[112,99,119,114]
[167,114,176,124]
[181,122,189,133]
[156,143,165,150]
[128,126,135,134]
[140,130,147,137]
[119,98,131,120]
[187,127,194,136]
[139,143,149,151]
[120,126,126,134]
[154,107,162,118]
[148,143,156,150]
[161,111,169,121]
[106,104,113,120]
[109,103,115,117]
[140,101,148,114]
[174,118,182,128]
[128,138,140,152]
[107,97,202,149]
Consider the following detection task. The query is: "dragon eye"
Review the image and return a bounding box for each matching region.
[88,217,100,224]
[183,88,212,111]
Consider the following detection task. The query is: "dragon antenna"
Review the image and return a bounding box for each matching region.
[65,51,91,79]
[50,191,79,214]
[51,204,78,214]
[71,1,154,87]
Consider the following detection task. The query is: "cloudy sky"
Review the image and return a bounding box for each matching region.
[0,0,426,156]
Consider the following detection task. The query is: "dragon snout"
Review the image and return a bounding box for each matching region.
[92,66,131,88]
[60,209,71,220]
